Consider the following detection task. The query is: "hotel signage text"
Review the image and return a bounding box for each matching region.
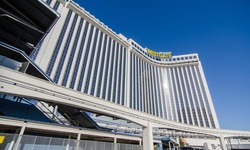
[147,48,172,58]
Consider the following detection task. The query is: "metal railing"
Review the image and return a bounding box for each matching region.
[0,133,142,150]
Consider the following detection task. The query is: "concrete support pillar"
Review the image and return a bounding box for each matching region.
[176,137,180,150]
[219,135,227,150]
[168,141,171,150]
[52,105,58,119]
[8,129,20,150]
[13,122,27,150]
[74,132,81,150]
[142,122,153,150]
[114,137,118,150]
[65,134,71,150]
[175,137,179,145]
[139,139,142,145]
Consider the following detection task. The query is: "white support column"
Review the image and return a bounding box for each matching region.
[168,141,171,150]
[13,122,27,150]
[219,135,227,150]
[142,122,153,150]
[114,137,118,150]
[7,129,20,150]
[75,131,81,150]
[52,105,58,119]
[65,134,71,150]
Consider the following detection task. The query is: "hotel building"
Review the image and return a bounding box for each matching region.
[34,0,219,129]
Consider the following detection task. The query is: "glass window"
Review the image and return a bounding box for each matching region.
[70,21,89,89]
[46,10,73,77]
[84,28,99,93]
[107,41,116,101]
[91,32,104,95]
[96,34,108,97]
[62,18,83,87]
[54,14,78,83]
[77,25,94,92]
[102,38,112,99]
[111,43,120,103]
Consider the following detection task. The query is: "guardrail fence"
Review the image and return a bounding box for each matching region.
[0,133,142,150]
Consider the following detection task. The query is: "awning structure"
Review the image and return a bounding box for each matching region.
[57,104,112,131]
[0,41,53,81]
[0,0,60,55]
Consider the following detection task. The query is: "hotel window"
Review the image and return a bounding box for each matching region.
[91,31,104,95]
[77,25,94,92]
[117,46,123,104]
[70,21,89,89]
[122,48,126,105]
[111,43,120,103]
[107,41,116,101]
[62,18,84,86]
[84,28,99,94]
[102,38,113,99]
[46,10,73,76]
[54,13,78,83]
[53,1,60,10]
[96,34,108,97]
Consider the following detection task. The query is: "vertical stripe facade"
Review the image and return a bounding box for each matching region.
[38,1,127,106]
[37,0,219,129]
[129,43,218,128]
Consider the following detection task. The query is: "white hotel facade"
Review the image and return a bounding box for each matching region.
[34,0,219,129]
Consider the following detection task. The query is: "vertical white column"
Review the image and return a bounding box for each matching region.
[139,138,142,145]
[65,134,71,150]
[75,132,81,150]
[7,129,20,150]
[142,122,153,150]
[114,137,118,150]
[168,141,171,150]
[13,122,27,150]
[219,135,227,150]
[52,105,58,120]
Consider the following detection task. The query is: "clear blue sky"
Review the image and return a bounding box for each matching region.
[74,0,250,131]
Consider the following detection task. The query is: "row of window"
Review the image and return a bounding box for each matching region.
[45,9,127,105]
[129,52,215,128]
[131,41,198,62]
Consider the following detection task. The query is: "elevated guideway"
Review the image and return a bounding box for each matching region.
[56,104,111,131]
[0,41,107,131]
[1,66,250,150]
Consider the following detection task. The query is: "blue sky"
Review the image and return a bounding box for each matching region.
[74,0,250,131]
